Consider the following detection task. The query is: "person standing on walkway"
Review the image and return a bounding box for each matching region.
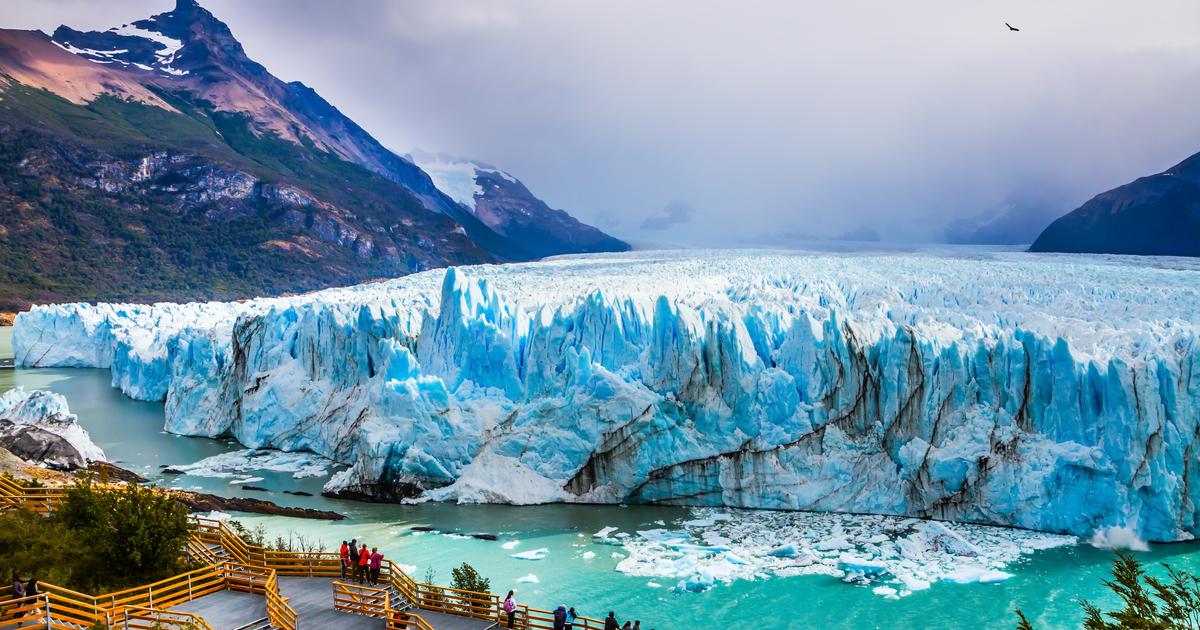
[565,607,577,630]
[553,604,567,630]
[339,541,349,579]
[10,572,24,599]
[503,590,517,629]
[604,611,619,630]
[348,539,358,569]
[369,547,383,585]
[357,543,371,583]
[632,621,641,630]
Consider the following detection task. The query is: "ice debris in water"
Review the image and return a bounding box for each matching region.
[610,508,1074,597]
[516,574,539,584]
[171,449,331,479]
[512,548,549,560]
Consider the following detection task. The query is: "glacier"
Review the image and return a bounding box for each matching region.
[12,249,1200,541]
[0,388,105,468]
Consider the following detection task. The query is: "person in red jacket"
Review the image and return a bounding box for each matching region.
[357,543,371,583]
[339,541,349,579]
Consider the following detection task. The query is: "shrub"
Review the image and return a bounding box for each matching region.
[55,479,192,591]
[1017,551,1200,629]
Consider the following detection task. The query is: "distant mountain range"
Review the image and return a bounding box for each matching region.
[944,200,1062,246]
[1031,151,1200,257]
[0,0,625,310]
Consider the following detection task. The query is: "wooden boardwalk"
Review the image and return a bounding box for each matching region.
[170,575,495,629]
[170,589,266,628]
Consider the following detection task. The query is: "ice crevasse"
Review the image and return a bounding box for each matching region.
[13,250,1200,541]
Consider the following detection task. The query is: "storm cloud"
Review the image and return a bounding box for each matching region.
[9,0,1200,245]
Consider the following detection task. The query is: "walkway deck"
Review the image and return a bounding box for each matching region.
[170,589,266,629]
[169,575,495,629]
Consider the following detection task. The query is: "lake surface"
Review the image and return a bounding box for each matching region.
[3,326,1199,629]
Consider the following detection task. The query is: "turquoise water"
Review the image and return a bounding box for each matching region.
[3,327,1200,629]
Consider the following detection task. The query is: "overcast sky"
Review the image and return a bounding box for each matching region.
[9,1,1200,245]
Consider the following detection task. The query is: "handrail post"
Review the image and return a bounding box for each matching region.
[188,573,193,600]
[43,594,50,630]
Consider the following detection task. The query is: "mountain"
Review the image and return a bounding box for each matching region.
[1030,151,1200,256]
[410,152,630,258]
[0,0,623,310]
[944,200,1062,245]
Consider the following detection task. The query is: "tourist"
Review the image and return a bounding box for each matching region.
[369,547,383,585]
[553,604,567,630]
[349,538,358,567]
[565,607,577,630]
[503,590,517,629]
[10,572,24,599]
[339,541,349,579]
[357,543,371,583]
[392,608,408,629]
[632,621,641,630]
[24,577,38,598]
[604,611,619,630]
[621,622,632,630]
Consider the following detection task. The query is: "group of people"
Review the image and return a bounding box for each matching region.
[8,573,39,600]
[338,539,385,585]
[502,591,641,630]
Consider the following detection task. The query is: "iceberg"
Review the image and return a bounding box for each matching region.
[13,249,1200,540]
[0,388,104,469]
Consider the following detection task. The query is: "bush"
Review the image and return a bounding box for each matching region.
[0,508,79,587]
[1017,551,1200,629]
[450,563,491,616]
[55,479,192,591]
[450,563,490,594]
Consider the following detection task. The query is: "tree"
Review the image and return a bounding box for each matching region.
[450,563,490,594]
[56,479,192,591]
[1017,552,1200,629]
[450,563,491,616]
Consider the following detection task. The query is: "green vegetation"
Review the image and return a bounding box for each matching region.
[0,79,475,311]
[226,519,322,553]
[1017,552,1200,629]
[0,480,192,593]
[450,562,491,594]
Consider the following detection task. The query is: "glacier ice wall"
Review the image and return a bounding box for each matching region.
[13,250,1200,540]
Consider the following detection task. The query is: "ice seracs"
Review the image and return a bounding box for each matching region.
[0,388,104,470]
[14,249,1200,541]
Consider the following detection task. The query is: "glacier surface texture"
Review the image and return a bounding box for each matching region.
[13,250,1200,541]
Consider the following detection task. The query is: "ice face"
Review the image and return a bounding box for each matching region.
[0,387,105,466]
[13,250,1200,540]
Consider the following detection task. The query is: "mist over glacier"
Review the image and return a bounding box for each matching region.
[14,250,1200,541]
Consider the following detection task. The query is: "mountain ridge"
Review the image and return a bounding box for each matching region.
[1030,151,1200,257]
[0,0,626,310]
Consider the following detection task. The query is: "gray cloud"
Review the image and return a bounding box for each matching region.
[8,1,1200,245]
[641,202,693,231]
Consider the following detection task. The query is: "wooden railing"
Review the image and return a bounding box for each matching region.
[193,515,612,630]
[332,581,389,617]
[0,593,48,629]
[0,476,67,514]
[114,605,216,630]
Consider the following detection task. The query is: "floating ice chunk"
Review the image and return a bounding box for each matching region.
[516,574,539,584]
[396,564,417,575]
[582,551,596,560]
[512,548,549,560]
[229,477,264,484]
[646,581,662,588]
[872,586,899,599]
[1089,526,1150,552]
[171,449,330,479]
[502,540,521,550]
[767,545,799,558]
